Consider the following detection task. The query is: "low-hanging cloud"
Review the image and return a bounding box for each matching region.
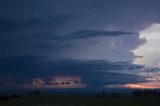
[0,56,147,88]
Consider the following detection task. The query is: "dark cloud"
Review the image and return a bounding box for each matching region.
[0,0,147,62]
[50,59,144,73]
[0,25,143,61]
[0,32,56,58]
[48,59,146,86]
[55,32,145,61]
[0,14,76,58]
[0,14,75,33]
[60,30,138,40]
[1,0,160,89]
[0,57,146,88]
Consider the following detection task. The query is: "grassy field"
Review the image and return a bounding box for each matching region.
[1,95,160,106]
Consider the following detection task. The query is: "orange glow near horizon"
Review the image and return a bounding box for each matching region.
[124,83,157,89]
[106,82,160,89]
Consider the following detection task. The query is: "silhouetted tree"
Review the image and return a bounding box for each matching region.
[132,90,142,97]
[95,93,101,99]
[9,94,19,99]
[142,90,158,96]
[111,92,121,98]
[34,90,41,96]
[0,94,9,102]
[102,91,107,98]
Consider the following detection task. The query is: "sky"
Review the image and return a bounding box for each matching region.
[1,0,160,90]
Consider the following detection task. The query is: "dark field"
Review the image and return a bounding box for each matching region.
[1,94,160,106]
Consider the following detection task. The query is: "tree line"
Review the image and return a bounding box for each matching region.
[0,89,160,101]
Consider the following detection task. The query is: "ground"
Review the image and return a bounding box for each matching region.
[1,95,160,106]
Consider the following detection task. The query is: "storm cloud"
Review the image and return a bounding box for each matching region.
[0,56,147,88]
[1,0,160,89]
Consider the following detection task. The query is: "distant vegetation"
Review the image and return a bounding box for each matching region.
[1,89,160,106]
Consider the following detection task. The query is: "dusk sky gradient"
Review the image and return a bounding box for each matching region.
[1,0,160,89]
